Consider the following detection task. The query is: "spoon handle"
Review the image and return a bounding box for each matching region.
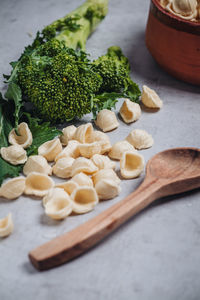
[29,177,160,271]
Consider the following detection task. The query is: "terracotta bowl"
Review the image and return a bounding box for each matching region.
[145,0,200,85]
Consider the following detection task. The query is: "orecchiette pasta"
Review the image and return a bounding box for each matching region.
[55,140,80,161]
[72,172,93,187]
[91,130,112,154]
[120,151,144,179]
[95,179,121,200]
[71,157,98,176]
[23,155,52,176]
[71,186,98,214]
[165,0,197,20]
[38,138,62,162]
[60,125,76,146]
[56,180,79,195]
[91,154,116,170]
[0,177,25,200]
[108,140,136,160]
[24,172,54,197]
[74,123,94,143]
[43,188,73,220]
[141,85,163,109]
[92,169,121,186]
[52,157,74,179]
[119,99,141,123]
[95,109,119,132]
[0,145,27,165]
[0,213,14,238]
[8,122,32,149]
[78,142,102,158]
[126,129,154,150]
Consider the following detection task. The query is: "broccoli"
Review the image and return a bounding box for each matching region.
[5,0,141,124]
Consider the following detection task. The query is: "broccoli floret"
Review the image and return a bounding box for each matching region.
[93,46,141,101]
[17,40,103,122]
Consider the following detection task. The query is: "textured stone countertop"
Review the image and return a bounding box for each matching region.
[0,0,200,299]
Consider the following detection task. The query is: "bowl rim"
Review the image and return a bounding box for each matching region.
[151,0,200,34]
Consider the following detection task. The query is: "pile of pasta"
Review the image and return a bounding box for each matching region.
[0,85,163,237]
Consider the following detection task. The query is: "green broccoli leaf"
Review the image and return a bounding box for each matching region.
[0,158,22,186]
[24,114,62,156]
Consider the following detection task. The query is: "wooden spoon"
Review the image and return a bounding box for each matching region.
[29,147,200,270]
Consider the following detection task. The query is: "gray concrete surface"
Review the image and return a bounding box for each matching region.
[0,0,200,299]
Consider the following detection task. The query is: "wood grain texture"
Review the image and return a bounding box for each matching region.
[146,0,200,85]
[29,148,200,271]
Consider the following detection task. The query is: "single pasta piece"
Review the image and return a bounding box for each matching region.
[8,122,32,149]
[52,157,74,179]
[126,129,154,150]
[60,125,76,146]
[38,138,62,162]
[0,177,25,200]
[56,180,79,195]
[165,0,197,19]
[72,172,93,187]
[71,157,98,176]
[55,140,80,162]
[78,142,102,158]
[91,154,116,170]
[95,179,121,200]
[92,130,112,154]
[92,169,121,186]
[108,140,136,160]
[95,109,119,132]
[43,188,73,220]
[120,151,144,179]
[0,145,27,165]
[23,155,52,176]
[119,99,141,123]
[24,172,54,197]
[71,186,98,214]
[74,123,94,143]
[141,85,163,109]
[0,213,14,238]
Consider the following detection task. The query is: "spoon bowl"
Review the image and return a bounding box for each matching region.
[29,148,200,270]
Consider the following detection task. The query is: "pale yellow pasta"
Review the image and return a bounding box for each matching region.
[141,85,163,109]
[24,172,54,197]
[165,0,197,19]
[78,142,101,158]
[95,109,119,132]
[0,213,14,238]
[0,177,25,200]
[60,125,77,146]
[55,140,80,161]
[74,123,94,143]
[52,157,74,179]
[91,154,116,170]
[120,151,144,179]
[56,180,79,195]
[126,129,154,150]
[91,130,112,154]
[23,155,52,176]
[71,157,98,176]
[108,140,136,160]
[119,99,141,123]
[8,122,32,149]
[72,172,93,187]
[71,186,98,214]
[0,145,27,165]
[95,179,121,200]
[43,188,73,220]
[92,169,121,186]
[38,138,62,162]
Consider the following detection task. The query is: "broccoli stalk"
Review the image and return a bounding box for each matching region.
[33,0,108,50]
